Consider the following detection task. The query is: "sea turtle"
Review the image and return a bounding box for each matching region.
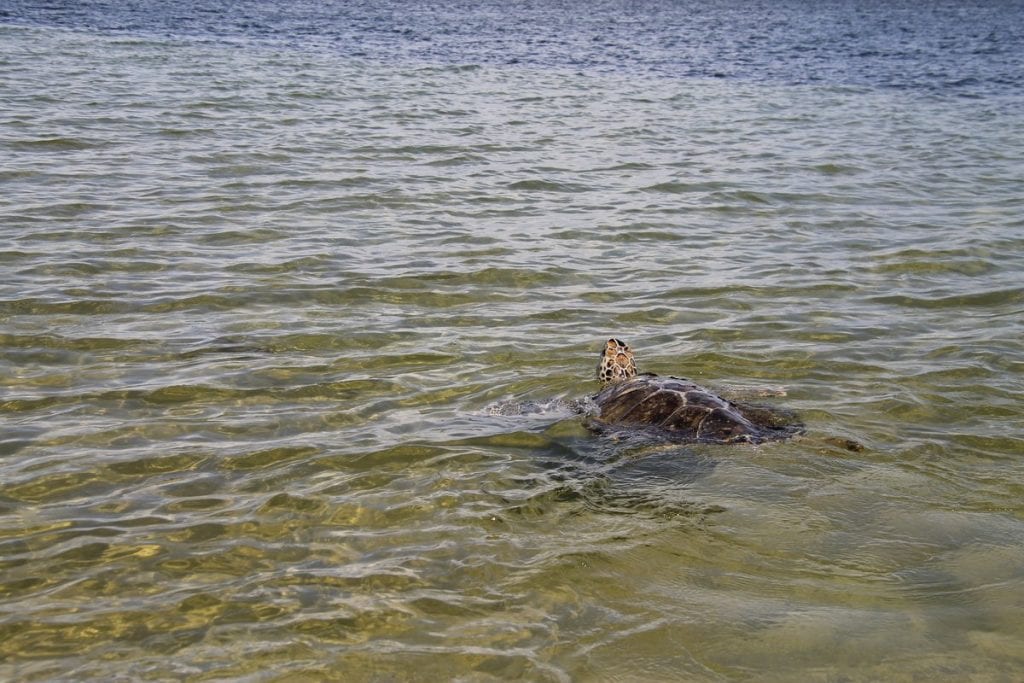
[591,338,803,445]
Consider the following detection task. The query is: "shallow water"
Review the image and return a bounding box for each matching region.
[2,2,1024,680]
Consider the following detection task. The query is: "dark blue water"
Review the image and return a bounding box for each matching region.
[4,0,1023,96]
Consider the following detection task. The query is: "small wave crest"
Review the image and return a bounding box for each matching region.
[480,396,592,418]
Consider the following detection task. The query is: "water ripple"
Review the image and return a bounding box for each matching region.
[2,11,1024,682]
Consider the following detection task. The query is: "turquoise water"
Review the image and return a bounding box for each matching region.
[2,3,1024,680]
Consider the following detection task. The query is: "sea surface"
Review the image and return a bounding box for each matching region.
[2,1,1023,680]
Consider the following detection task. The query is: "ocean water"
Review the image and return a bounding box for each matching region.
[2,1,1023,680]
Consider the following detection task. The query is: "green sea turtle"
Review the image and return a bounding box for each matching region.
[591,338,803,445]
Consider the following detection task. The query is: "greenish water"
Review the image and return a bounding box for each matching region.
[2,14,1024,682]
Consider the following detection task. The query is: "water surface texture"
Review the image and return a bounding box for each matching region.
[2,1,1024,680]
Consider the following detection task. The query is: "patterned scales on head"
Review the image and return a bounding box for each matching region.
[593,339,802,445]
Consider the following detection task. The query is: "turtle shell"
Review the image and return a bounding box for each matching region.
[593,374,802,444]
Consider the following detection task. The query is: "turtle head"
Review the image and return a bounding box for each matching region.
[597,338,637,385]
